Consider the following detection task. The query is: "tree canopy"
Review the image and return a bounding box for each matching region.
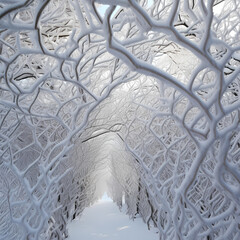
[0,0,239,239]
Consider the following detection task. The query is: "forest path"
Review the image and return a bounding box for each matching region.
[67,194,159,240]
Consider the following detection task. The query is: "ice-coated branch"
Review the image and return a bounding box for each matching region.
[0,0,239,239]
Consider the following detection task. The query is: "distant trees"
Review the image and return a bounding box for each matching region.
[0,0,239,239]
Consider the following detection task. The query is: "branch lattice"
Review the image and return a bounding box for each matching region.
[0,0,239,239]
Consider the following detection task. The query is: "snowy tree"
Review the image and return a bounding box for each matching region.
[0,0,239,239]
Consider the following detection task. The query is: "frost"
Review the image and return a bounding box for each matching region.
[0,0,239,240]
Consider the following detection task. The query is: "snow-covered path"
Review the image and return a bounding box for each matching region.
[67,195,159,240]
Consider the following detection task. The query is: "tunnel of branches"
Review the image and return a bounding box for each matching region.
[0,1,240,240]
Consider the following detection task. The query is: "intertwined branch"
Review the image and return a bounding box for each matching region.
[0,0,239,239]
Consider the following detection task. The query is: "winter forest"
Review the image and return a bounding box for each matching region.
[0,0,239,239]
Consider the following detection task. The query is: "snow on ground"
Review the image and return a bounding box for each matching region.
[67,193,159,240]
